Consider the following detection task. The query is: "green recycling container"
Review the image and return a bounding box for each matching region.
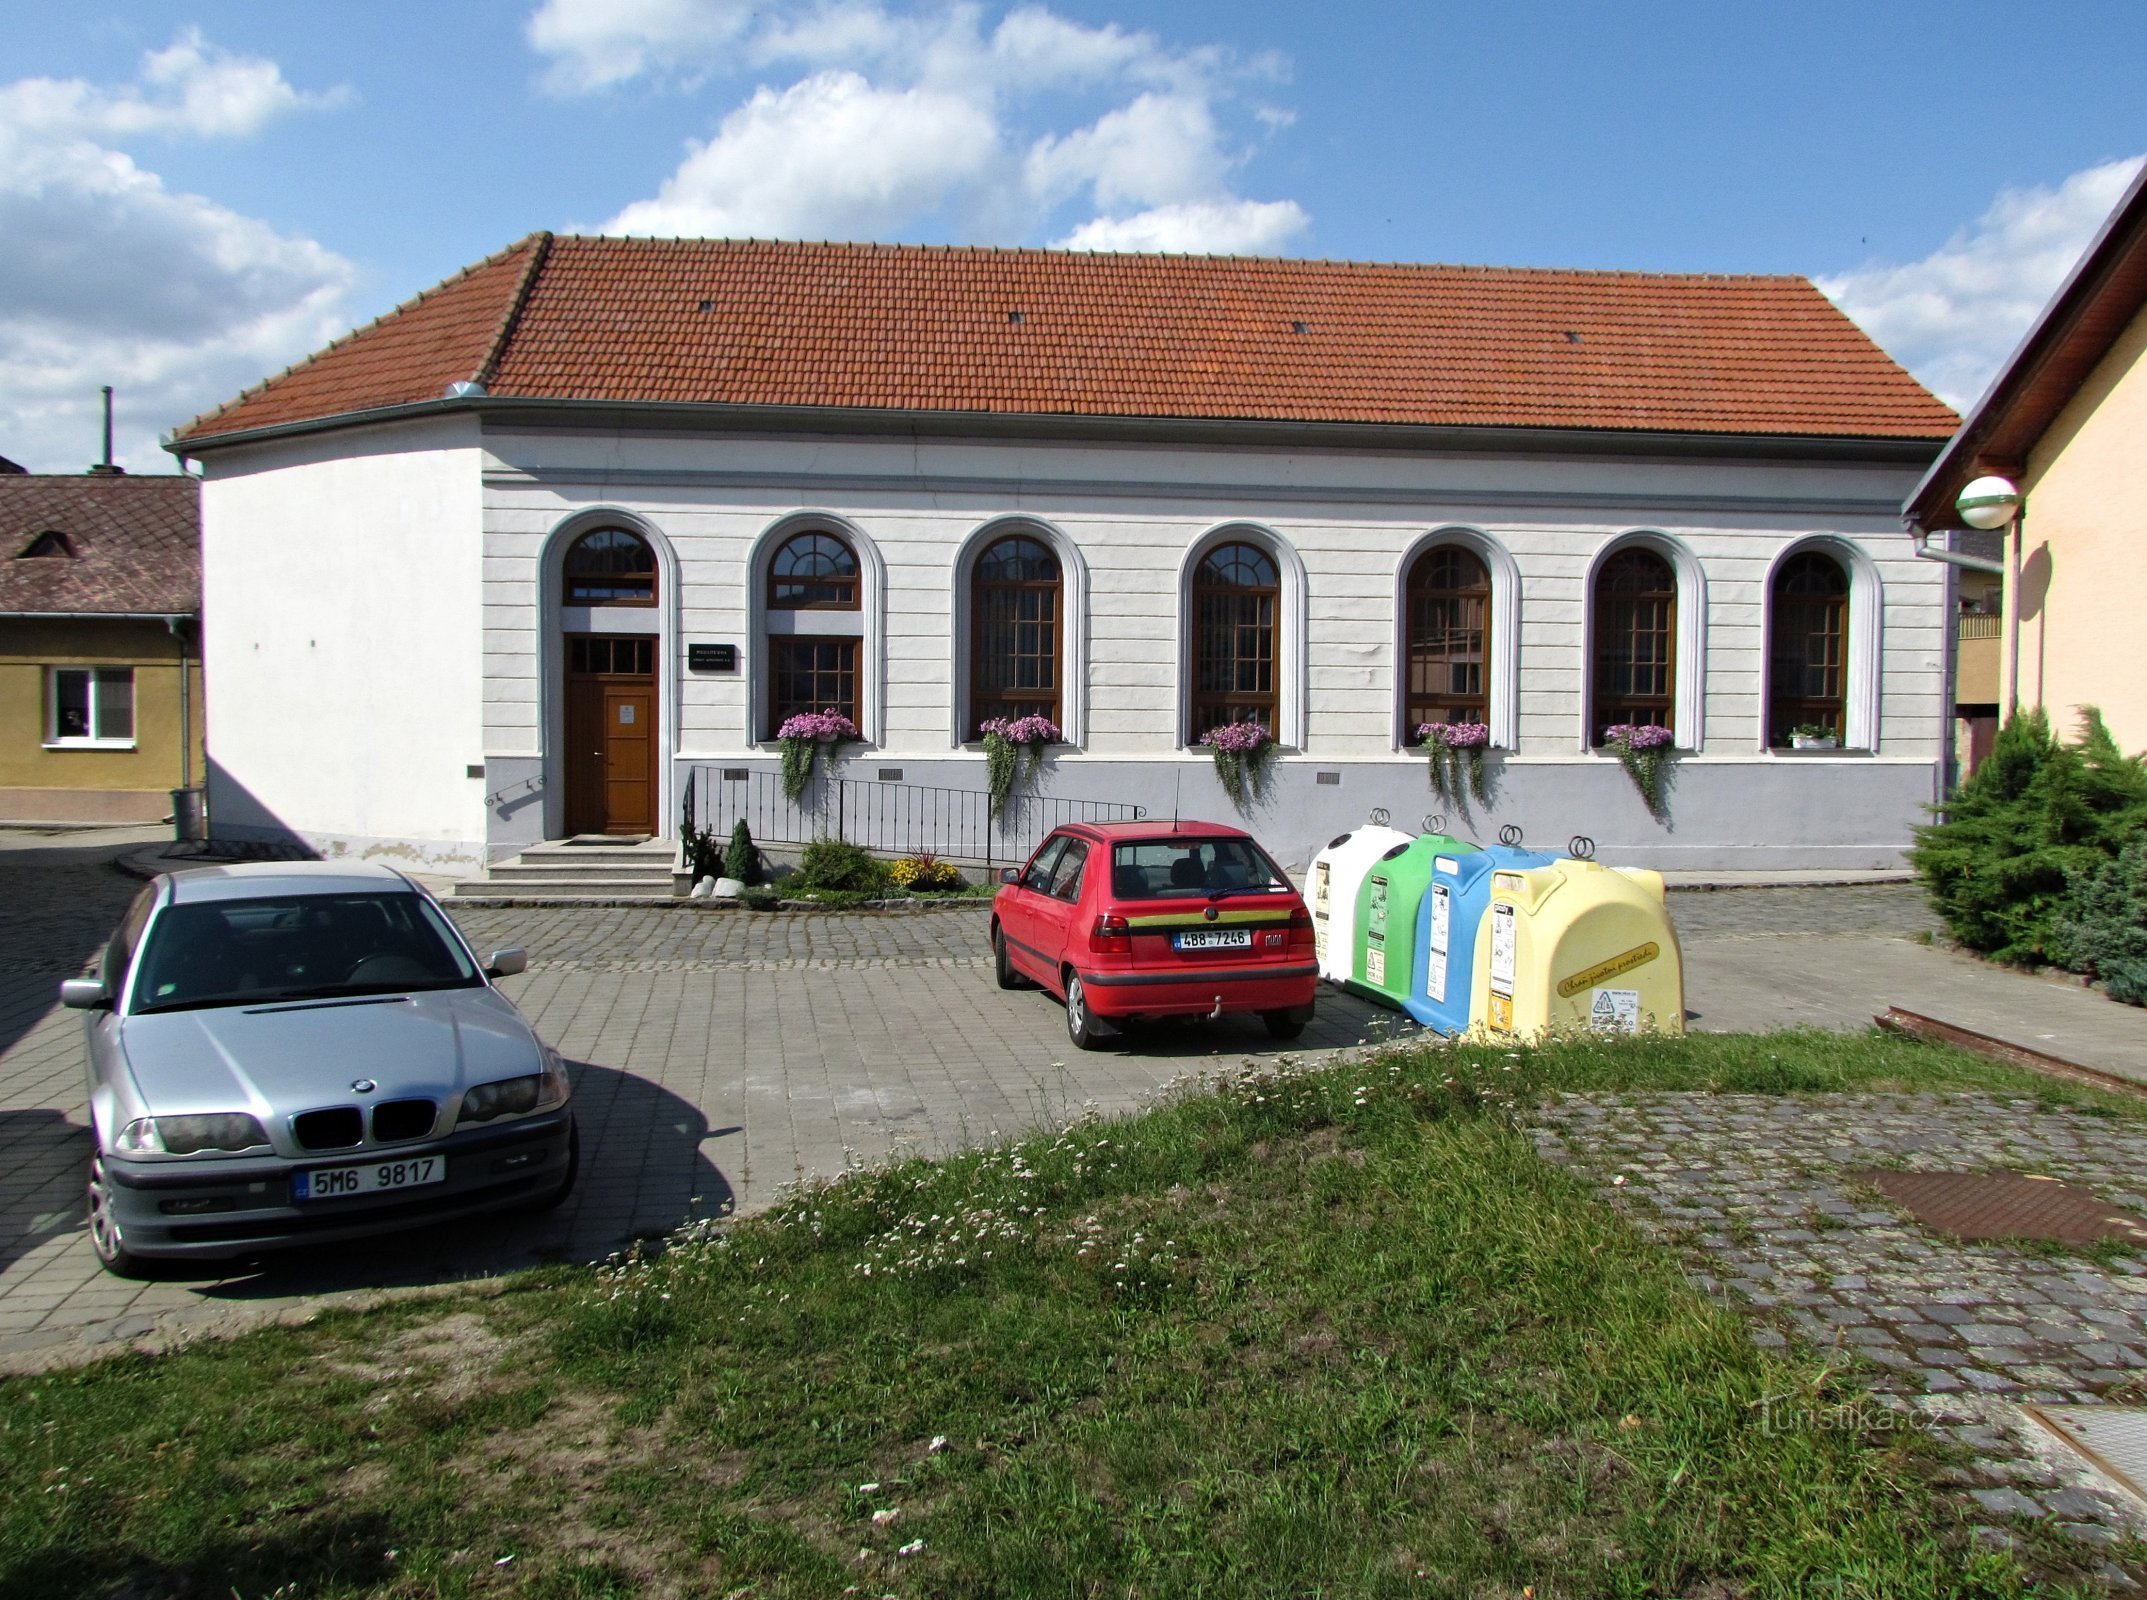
[1344,832,1477,1009]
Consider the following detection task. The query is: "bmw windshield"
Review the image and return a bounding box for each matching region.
[129,892,482,1014]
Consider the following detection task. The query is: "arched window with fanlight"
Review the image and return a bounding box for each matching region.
[1769,550,1850,746]
[1189,540,1280,736]
[969,535,1062,731]
[563,527,656,605]
[1591,546,1678,743]
[764,529,861,735]
[1404,544,1491,732]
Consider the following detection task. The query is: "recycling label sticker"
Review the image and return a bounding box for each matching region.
[1365,945,1386,985]
[1312,862,1329,918]
[1426,885,1451,1003]
[1590,988,1641,1034]
[1367,875,1388,935]
[1489,901,1517,998]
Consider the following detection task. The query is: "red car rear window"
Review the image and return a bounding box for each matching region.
[1110,839,1287,900]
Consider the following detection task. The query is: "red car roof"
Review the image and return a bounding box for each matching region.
[1061,820,1255,842]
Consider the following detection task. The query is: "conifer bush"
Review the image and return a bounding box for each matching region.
[794,839,890,894]
[1911,708,2147,964]
[723,819,760,886]
[2049,838,2147,1004]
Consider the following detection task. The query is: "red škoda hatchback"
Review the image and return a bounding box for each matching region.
[989,821,1319,1049]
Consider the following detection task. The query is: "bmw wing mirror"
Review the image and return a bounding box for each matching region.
[999,867,1021,885]
[485,948,528,979]
[58,977,109,1010]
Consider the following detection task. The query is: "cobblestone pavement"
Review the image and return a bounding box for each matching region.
[0,843,1397,1366]
[1533,1092,2147,1565]
[1665,882,1940,941]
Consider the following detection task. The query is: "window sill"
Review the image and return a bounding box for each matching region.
[43,740,137,752]
[1767,746,1872,757]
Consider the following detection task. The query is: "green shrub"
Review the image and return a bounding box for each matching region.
[681,816,724,880]
[1911,708,2147,963]
[793,838,890,894]
[738,886,781,911]
[2049,838,2147,1004]
[723,819,760,886]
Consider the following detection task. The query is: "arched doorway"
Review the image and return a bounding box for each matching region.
[560,527,659,835]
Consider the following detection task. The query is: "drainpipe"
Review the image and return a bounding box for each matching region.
[2005,506,2025,714]
[1908,527,2004,575]
[165,616,192,790]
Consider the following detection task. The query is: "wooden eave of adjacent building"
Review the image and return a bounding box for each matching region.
[1906,162,2147,532]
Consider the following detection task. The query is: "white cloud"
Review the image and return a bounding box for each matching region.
[528,0,758,95]
[543,1,1308,254]
[0,34,357,472]
[1820,155,2145,410]
[1057,199,1307,255]
[604,70,997,238]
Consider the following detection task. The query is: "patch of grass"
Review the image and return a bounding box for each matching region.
[0,1035,2111,1597]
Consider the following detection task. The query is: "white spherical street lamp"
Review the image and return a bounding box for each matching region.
[1956,474,2022,529]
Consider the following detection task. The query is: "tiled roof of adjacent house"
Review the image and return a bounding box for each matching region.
[173,234,1957,447]
[0,474,199,615]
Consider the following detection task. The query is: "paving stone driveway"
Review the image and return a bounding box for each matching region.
[1534,1094,2147,1560]
[0,841,1407,1364]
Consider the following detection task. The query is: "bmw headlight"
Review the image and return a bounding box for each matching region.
[461,1056,570,1124]
[115,1113,269,1155]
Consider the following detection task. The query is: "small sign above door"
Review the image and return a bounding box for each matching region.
[688,643,738,673]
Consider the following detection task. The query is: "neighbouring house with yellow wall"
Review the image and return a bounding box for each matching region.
[0,467,202,823]
[1906,160,2147,759]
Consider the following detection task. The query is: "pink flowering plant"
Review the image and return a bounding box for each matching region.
[1199,719,1277,810]
[1602,723,1676,818]
[977,715,1063,821]
[776,708,861,802]
[1415,721,1492,808]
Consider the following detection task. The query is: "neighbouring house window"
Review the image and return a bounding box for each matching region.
[765,529,864,737]
[48,667,134,747]
[1190,540,1279,737]
[1404,544,1491,731]
[1769,550,1850,746]
[1591,547,1677,743]
[767,531,859,610]
[563,528,657,605]
[970,535,1062,730]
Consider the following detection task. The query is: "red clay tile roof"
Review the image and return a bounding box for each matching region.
[174,235,1957,447]
[0,474,199,614]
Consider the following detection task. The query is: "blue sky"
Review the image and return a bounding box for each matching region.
[4,0,2143,471]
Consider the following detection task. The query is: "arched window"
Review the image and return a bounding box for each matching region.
[1591,546,1677,743]
[1769,550,1849,746]
[970,535,1061,731]
[767,531,858,610]
[765,529,861,734]
[563,527,656,605]
[1404,544,1490,732]
[1190,540,1279,736]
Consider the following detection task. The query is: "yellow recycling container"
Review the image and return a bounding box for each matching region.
[1472,859,1684,1039]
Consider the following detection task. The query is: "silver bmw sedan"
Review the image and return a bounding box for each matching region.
[62,861,577,1277]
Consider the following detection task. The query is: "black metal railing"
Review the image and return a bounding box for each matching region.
[684,766,1145,869]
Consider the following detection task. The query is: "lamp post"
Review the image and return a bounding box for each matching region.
[1957,475,2024,713]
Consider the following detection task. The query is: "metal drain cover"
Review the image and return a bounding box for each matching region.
[1849,1169,2147,1245]
[2025,1407,2147,1510]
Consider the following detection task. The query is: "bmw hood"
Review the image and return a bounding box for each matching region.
[116,987,547,1127]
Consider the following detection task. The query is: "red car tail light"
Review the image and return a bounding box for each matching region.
[1090,914,1132,954]
[1287,905,1316,953]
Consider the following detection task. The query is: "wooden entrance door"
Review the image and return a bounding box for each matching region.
[564,634,657,835]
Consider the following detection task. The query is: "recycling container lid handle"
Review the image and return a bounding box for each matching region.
[1498,824,1524,846]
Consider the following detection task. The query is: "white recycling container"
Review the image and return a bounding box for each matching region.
[1305,819,1414,982]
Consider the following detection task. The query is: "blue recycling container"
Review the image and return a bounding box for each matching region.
[1405,845,1559,1032]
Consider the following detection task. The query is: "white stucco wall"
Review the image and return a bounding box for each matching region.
[474,423,1944,870]
[197,415,486,870]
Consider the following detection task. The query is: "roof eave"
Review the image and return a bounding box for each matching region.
[1905,160,2147,531]
[170,394,1950,465]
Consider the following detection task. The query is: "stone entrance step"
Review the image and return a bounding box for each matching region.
[447,837,682,903]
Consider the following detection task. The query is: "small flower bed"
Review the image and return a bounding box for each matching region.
[776,708,861,801]
[889,852,965,893]
[1603,723,1675,818]
[1415,720,1491,808]
[977,714,1062,821]
[1199,720,1276,811]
